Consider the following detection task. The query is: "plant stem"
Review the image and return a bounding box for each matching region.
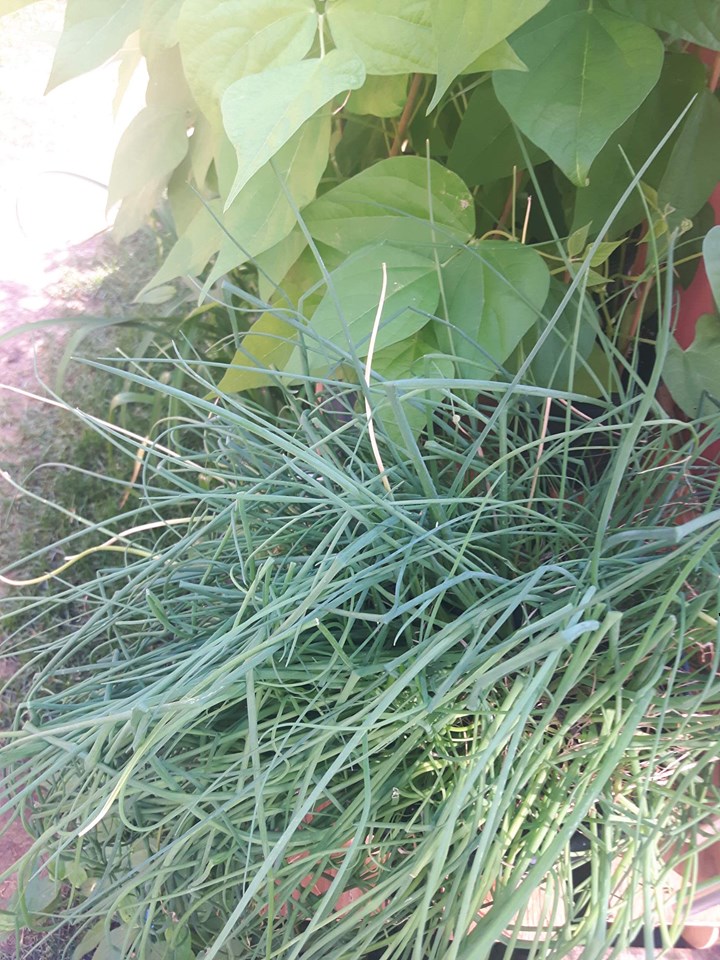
[390,73,423,157]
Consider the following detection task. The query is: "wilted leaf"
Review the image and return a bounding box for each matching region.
[493,5,664,186]
[222,50,365,206]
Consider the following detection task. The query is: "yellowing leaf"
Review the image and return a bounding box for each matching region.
[222,50,365,207]
[218,313,298,393]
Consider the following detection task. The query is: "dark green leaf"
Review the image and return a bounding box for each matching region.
[608,0,720,51]
[663,314,720,418]
[493,4,664,186]
[447,81,545,187]
[704,226,720,313]
[658,89,720,230]
[571,52,706,238]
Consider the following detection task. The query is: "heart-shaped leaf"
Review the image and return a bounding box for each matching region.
[493,5,664,186]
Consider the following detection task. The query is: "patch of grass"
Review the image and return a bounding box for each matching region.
[1,303,719,958]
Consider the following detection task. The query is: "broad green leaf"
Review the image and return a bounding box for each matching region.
[436,241,550,381]
[255,226,308,302]
[571,52,706,238]
[704,226,720,313]
[663,314,720,418]
[222,50,365,207]
[428,0,549,111]
[493,5,664,186]
[658,90,720,230]
[140,0,181,57]
[177,0,318,124]
[326,0,435,74]
[108,107,189,206]
[139,114,329,297]
[286,244,440,375]
[447,81,545,188]
[47,0,143,90]
[608,0,720,51]
[462,40,527,75]
[217,313,298,393]
[303,156,474,257]
[347,74,409,118]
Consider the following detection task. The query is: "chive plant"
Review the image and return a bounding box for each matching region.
[1,248,720,960]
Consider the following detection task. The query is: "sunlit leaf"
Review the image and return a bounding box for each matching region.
[222,50,365,206]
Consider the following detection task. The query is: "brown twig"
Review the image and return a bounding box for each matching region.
[390,73,423,157]
[497,168,524,231]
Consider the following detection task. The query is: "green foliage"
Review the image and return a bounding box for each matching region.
[7,0,720,419]
[663,312,720,417]
[2,334,720,959]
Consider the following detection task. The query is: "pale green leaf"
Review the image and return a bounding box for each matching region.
[108,107,189,206]
[436,241,549,381]
[663,314,720,418]
[429,0,549,111]
[586,238,624,268]
[658,89,720,230]
[347,74,409,118]
[222,50,365,207]
[326,0,435,74]
[493,6,664,186]
[447,81,545,188]
[140,0,181,57]
[178,0,317,125]
[303,156,474,257]
[139,115,329,297]
[254,226,308,302]
[704,226,720,313]
[286,243,440,375]
[47,0,143,90]
[462,40,527,75]
[608,0,720,51]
